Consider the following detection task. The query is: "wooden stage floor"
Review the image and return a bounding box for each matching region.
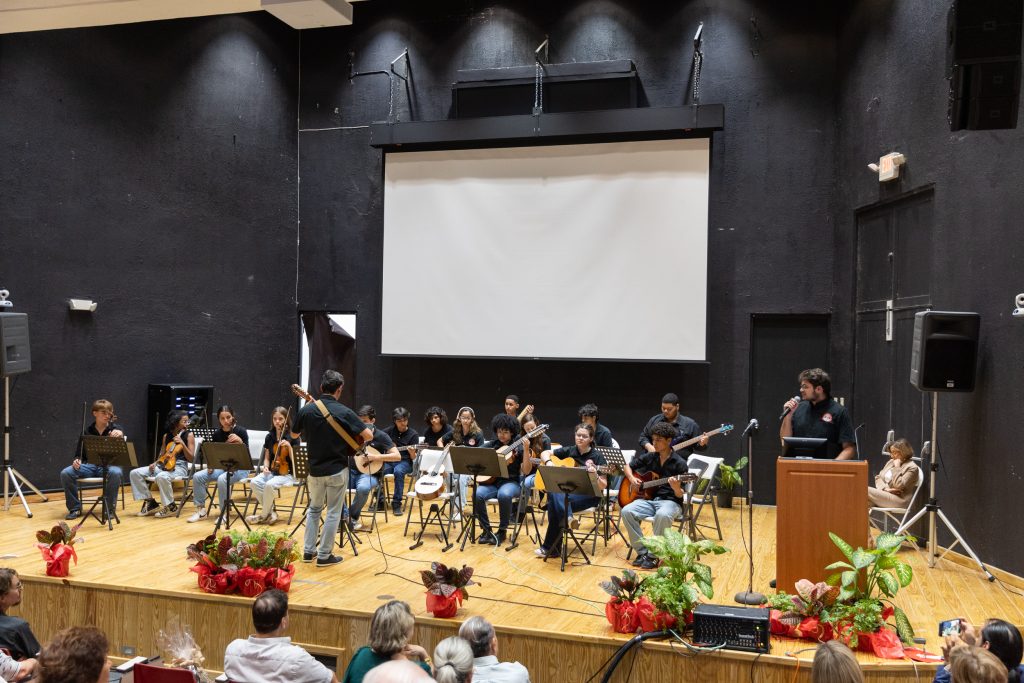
[2,492,1023,682]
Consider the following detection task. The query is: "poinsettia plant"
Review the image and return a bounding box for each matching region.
[419,562,475,601]
[186,530,298,596]
[36,521,82,576]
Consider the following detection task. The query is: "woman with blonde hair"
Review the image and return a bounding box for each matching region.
[868,438,919,508]
[433,636,474,683]
[949,645,1008,683]
[811,640,864,683]
[342,600,431,683]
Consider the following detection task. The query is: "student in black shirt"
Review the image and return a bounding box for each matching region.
[347,405,400,530]
[445,406,485,515]
[780,368,856,460]
[383,406,420,517]
[188,405,250,523]
[475,413,524,547]
[579,403,615,448]
[423,406,453,448]
[638,393,706,456]
[247,406,300,525]
[59,399,125,520]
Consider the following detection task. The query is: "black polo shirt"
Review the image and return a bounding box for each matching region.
[75,421,124,463]
[638,413,705,455]
[484,438,524,479]
[368,426,396,454]
[790,398,855,447]
[423,425,453,448]
[444,429,484,448]
[551,445,607,468]
[262,431,300,475]
[211,425,249,445]
[384,424,420,462]
[629,450,691,502]
[293,395,366,477]
[0,614,40,659]
[594,423,615,448]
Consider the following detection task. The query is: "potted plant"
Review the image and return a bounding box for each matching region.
[636,529,728,631]
[186,529,298,596]
[420,561,475,618]
[35,521,82,577]
[766,579,840,641]
[599,569,645,633]
[716,456,748,508]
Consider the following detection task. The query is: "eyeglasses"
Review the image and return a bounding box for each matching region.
[10,583,23,591]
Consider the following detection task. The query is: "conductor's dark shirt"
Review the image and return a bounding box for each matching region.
[293,395,366,477]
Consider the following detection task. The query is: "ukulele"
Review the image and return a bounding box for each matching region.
[290,384,385,475]
[413,443,453,501]
[475,423,549,485]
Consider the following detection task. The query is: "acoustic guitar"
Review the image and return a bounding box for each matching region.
[412,443,453,501]
[290,384,388,476]
[531,454,618,493]
[476,423,549,485]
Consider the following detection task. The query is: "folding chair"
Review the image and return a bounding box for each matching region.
[405,449,457,550]
[870,448,926,535]
[685,454,723,540]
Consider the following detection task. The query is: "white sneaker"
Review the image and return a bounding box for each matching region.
[351,520,363,531]
[245,514,263,524]
[267,510,279,525]
[187,509,208,523]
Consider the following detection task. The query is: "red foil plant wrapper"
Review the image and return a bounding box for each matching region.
[35,521,81,577]
[186,530,298,596]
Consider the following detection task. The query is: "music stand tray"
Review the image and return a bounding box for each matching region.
[200,442,252,532]
[450,446,509,549]
[79,436,133,530]
[538,465,602,571]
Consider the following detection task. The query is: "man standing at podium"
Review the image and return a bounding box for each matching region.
[779,368,856,460]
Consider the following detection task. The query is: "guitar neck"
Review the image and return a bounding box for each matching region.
[530,457,614,474]
[670,424,733,453]
[642,474,692,490]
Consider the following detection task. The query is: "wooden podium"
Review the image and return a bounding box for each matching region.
[776,458,868,593]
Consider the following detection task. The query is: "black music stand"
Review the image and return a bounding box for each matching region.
[201,442,251,532]
[409,448,456,552]
[538,465,602,571]
[451,446,508,551]
[591,446,630,546]
[79,435,132,530]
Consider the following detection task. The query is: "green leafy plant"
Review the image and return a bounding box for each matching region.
[419,562,476,601]
[767,579,840,628]
[600,569,645,602]
[822,531,915,644]
[186,529,298,571]
[718,456,749,491]
[638,529,729,619]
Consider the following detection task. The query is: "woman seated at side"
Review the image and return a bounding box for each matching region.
[341,600,431,683]
[868,438,919,508]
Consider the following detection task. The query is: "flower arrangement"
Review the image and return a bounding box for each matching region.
[600,569,644,633]
[186,529,298,597]
[767,531,915,659]
[419,562,475,618]
[36,521,82,577]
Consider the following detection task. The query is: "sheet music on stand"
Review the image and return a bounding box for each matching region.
[79,435,133,529]
[593,446,626,473]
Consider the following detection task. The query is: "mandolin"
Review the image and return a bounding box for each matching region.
[413,443,453,501]
[476,423,549,485]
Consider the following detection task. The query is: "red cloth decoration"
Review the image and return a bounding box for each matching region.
[605,598,640,634]
[857,626,905,659]
[190,564,295,596]
[37,543,77,577]
[425,592,461,618]
[635,596,679,632]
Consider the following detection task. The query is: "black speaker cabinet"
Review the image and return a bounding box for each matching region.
[910,311,980,392]
[0,313,31,377]
[146,383,213,460]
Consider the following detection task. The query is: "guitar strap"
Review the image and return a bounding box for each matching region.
[314,400,364,453]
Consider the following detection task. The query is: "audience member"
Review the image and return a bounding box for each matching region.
[810,641,863,683]
[37,626,109,683]
[0,569,40,661]
[224,588,337,683]
[0,649,36,683]
[432,637,473,683]
[363,659,435,683]
[949,645,1007,683]
[937,618,1023,683]
[342,601,431,683]
[458,616,530,683]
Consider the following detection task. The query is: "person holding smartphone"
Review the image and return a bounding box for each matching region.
[934,618,1023,683]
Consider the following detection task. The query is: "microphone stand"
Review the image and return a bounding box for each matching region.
[735,418,765,605]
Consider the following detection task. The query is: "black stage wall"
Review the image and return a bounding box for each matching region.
[1,0,1021,576]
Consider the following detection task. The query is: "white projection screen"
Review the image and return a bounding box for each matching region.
[381,138,710,361]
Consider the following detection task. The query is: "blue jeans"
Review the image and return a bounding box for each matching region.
[61,463,123,512]
[346,472,378,521]
[542,492,600,552]
[475,479,520,532]
[383,460,413,507]
[192,468,250,509]
[305,468,348,560]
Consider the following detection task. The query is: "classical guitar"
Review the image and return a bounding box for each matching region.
[476,423,549,485]
[616,424,734,507]
[530,454,618,493]
[413,443,453,501]
[155,414,201,471]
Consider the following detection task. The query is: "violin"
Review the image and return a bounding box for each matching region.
[155,414,201,471]
[269,407,294,476]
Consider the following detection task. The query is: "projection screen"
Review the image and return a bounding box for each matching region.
[381,138,710,361]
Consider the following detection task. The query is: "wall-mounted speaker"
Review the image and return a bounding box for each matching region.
[0,313,31,377]
[910,311,980,392]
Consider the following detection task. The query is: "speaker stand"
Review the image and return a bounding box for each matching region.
[2,377,47,517]
[896,392,994,581]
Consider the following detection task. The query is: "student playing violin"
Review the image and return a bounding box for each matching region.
[247,407,300,525]
[130,410,195,518]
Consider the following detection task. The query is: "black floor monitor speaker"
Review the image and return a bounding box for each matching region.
[910,311,980,392]
[0,313,31,377]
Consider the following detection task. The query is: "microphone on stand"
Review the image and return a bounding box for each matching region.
[741,418,759,437]
[779,396,800,420]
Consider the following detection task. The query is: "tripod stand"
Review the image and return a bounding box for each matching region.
[2,376,47,516]
[896,393,994,581]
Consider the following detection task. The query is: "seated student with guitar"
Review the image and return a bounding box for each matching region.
[61,399,126,521]
[621,422,703,570]
[188,405,250,523]
[517,413,551,512]
[382,407,421,517]
[247,406,300,525]
[475,413,529,547]
[345,405,400,531]
[531,422,608,558]
[130,410,195,518]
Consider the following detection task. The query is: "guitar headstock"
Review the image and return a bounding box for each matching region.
[527,423,550,438]
[718,424,734,434]
[291,384,314,403]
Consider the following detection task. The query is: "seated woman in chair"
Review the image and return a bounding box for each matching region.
[247,406,299,525]
[868,438,919,508]
[130,410,194,518]
[342,600,431,683]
